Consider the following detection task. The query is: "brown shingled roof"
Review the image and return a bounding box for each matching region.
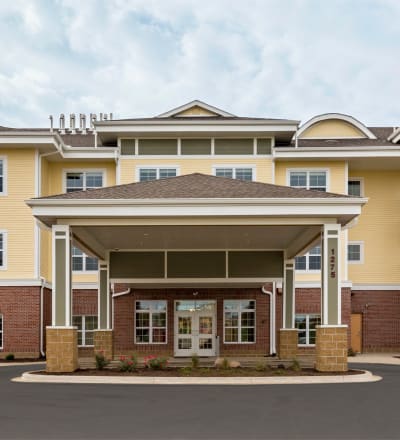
[36,173,350,200]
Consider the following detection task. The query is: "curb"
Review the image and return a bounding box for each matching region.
[12,369,381,385]
[0,362,45,368]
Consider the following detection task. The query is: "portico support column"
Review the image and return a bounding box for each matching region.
[316,224,348,372]
[279,260,298,359]
[94,261,113,361]
[46,225,78,373]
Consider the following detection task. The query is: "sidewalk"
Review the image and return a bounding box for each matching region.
[348,352,400,365]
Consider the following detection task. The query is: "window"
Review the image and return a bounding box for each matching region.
[348,179,363,196]
[72,246,98,272]
[0,158,5,195]
[138,167,177,182]
[0,231,6,270]
[135,301,167,344]
[214,167,254,181]
[295,246,321,271]
[224,300,255,343]
[295,314,320,346]
[289,170,327,192]
[65,171,103,193]
[0,314,3,349]
[348,242,363,264]
[73,315,98,346]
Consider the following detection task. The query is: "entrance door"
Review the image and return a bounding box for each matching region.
[351,313,362,353]
[174,300,216,356]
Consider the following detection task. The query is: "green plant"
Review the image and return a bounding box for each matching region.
[290,359,301,372]
[348,348,356,357]
[221,358,230,370]
[191,353,200,369]
[5,353,15,361]
[95,351,110,370]
[180,367,192,376]
[144,355,168,370]
[274,368,285,376]
[118,355,137,372]
[255,360,269,372]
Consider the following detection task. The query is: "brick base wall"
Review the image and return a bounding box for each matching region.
[351,290,400,352]
[315,326,348,372]
[113,286,271,357]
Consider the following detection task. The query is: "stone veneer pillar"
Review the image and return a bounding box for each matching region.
[316,224,348,372]
[279,260,297,359]
[46,225,78,373]
[94,330,114,361]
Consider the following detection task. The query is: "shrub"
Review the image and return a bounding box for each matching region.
[255,360,270,372]
[274,368,285,376]
[191,353,199,369]
[5,353,15,361]
[144,355,168,370]
[95,351,110,370]
[348,348,357,357]
[290,359,301,372]
[180,367,192,376]
[118,355,138,372]
[221,358,230,370]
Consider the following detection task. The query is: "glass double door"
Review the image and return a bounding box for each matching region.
[174,300,216,357]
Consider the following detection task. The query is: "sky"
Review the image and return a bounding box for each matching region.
[0,0,399,128]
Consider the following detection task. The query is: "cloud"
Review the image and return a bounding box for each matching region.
[0,0,399,127]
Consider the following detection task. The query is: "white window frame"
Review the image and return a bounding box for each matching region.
[223,300,256,344]
[295,314,321,347]
[213,165,256,181]
[135,300,168,345]
[0,313,3,349]
[0,230,7,271]
[72,246,98,273]
[0,157,7,196]
[63,169,106,193]
[136,166,180,182]
[295,245,321,273]
[287,168,330,192]
[347,177,364,197]
[73,315,98,347]
[348,241,364,264]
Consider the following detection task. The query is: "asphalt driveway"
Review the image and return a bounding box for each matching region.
[0,363,399,439]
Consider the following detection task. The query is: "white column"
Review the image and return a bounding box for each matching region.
[98,260,111,330]
[282,259,295,328]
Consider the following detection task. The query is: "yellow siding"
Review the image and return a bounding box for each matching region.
[175,106,218,117]
[120,157,273,184]
[0,149,36,279]
[348,170,400,284]
[299,119,366,138]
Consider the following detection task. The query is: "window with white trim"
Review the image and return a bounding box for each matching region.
[0,232,5,270]
[295,246,321,271]
[0,159,5,195]
[224,300,255,343]
[73,315,98,346]
[295,314,320,346]
[214,167,254,181]
[0,314,3,349]
[138,168,177,182]
[348,179,362,196]
[135,301,167,344]
[65,171,103,193]
[289,170,327,192]
[348,242,363,264]
[72,246,98,272]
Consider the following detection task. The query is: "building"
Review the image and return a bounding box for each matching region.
[0,100,399,372]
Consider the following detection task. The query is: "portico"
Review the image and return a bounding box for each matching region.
[27,173,366,372]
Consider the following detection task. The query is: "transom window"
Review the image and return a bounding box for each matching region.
[0,159,5,195]
[295,314,321,346]
[224,300,255,343]
[135,301,167,344]
[65,171,103,193]
[72,246,98,272]
[295,246,321,271]
[138,167,177,182]
[348,179,362,196]
[214,167,254,181]
[0,232,6,270]
[73,315,98,346]
[0,314,3,349]
[348,242,363,264]
[289,170,327,192]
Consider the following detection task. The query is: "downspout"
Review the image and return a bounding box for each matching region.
[40,276,45,357]
[261,281,276,355]
[111,284,131,329]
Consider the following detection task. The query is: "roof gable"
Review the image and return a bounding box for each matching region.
[157,100,235,118]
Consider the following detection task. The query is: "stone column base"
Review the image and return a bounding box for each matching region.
[94,330,114,361]
[316,325,348,372]
[279,329,298,359]
[46,327,78,373]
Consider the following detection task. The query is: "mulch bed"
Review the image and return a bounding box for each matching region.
[33,367,362,377]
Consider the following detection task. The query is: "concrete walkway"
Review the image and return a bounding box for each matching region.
[0,361,45,368]
[348,352,400,365]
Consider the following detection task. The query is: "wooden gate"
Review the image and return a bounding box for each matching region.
[351,313,362,353]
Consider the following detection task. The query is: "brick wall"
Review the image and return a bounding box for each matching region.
[351,290,400,352]
[0,286,41,358]
[113,286,271,357]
